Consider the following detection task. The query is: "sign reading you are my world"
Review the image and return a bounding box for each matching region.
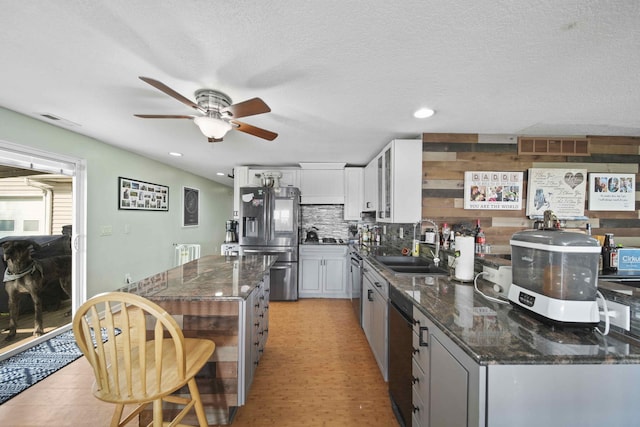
[525,168,587,219]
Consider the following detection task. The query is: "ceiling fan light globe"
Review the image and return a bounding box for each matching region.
[193,116,232,139]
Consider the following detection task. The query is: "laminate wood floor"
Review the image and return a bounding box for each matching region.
[0,299,398,426]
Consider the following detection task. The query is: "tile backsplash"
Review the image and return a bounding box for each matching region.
[301,205,353,241]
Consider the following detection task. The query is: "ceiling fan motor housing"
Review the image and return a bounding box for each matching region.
[195,89,232,116]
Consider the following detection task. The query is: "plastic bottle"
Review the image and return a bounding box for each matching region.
[602,233,618,272]
[475,226,486,255]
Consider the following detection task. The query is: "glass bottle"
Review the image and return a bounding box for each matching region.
[602,233,618,272]
[475,226,486,255]
[441,222,451,249]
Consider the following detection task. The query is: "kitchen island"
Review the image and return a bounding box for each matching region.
[118,254,275,426]
[357,245,640,427]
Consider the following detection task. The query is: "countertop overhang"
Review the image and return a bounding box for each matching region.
[119,254,277,301]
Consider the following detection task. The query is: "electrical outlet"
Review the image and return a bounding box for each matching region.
[399,227,404,238]
[600,299,631,331]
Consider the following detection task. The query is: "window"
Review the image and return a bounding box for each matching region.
[0,219,15,231]
[23,219,39,232]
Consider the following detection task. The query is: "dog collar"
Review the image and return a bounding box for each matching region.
[3,261,43,283]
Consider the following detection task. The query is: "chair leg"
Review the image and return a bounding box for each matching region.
[152,399,164,427]
[111,404,124,427]
[187,377,209,427]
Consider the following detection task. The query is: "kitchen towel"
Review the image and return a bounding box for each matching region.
[455,236,475,281]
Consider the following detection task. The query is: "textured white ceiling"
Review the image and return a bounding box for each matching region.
[1,1,639,185]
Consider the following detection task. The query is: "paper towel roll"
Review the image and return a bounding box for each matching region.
[455,235,475,281]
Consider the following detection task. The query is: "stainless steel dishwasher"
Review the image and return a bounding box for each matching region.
[388,285,414,427]
[349,249,363,325]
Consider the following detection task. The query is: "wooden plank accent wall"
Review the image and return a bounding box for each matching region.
[147,298,241,424]
[422,133,640,252]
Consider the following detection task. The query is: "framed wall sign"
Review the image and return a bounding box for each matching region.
[525,168,587,219]
[118,177,168,211]
[588,173,635,211]
[463,171,523,210]
[182,186,199,227]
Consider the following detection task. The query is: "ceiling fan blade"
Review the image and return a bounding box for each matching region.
[222,98,271,118]
[138,76,204,113]
[232,120,278,141]
[134,114,195,119]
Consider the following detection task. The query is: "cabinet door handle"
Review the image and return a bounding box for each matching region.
[368,289,374,301]
[412,347,419,355]
[419,326,429,347]
[374,281,381,288]
[412,376,419,385]
[413,406,419,414]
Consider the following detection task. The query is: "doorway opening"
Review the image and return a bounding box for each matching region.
[0,141,85,359]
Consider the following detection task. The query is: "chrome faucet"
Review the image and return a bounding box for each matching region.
[421,219,440,267]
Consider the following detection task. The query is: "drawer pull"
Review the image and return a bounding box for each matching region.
[419,326,429,347]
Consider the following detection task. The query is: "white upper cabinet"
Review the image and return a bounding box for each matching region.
[376,139,422,223]
[344,167,363,220]
[362,159,378,212]
[249,168,300,188]
[299,163,345,204]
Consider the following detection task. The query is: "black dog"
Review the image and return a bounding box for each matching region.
[2,240,72,341]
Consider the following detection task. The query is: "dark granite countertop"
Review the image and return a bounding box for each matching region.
[358,246,640,366]
[118,254,277,301]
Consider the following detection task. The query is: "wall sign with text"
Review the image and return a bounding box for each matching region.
[525,168,587,219]
[588,173,635,211]
[464,171,523,210]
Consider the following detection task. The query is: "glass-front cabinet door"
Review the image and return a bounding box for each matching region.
[383,146,392,220]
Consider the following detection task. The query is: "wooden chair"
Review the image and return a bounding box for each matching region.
[72,292,215,427]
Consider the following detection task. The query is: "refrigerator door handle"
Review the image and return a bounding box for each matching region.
[243,248,293,254]
[265,188,273,242]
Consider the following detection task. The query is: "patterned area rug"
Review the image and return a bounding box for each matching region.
[0,328,115,404]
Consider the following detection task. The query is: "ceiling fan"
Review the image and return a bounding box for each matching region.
[134,76,278,142]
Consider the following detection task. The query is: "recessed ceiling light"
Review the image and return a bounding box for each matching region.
[168,152,183,157]
[216,172,225,176]
[414,108,435,119]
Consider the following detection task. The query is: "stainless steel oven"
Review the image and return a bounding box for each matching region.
[349,249,363,325]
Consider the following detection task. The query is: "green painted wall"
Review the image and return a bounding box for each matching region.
[0,107,233,296]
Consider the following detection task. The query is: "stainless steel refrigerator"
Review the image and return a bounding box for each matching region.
[238,186,300,301]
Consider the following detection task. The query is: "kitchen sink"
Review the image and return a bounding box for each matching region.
[374,256,448,276]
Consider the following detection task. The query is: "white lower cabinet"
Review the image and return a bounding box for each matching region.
[411,303,640,427]
[243,275,270,402]
[362,260,388,381]
[299,246,348,298]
